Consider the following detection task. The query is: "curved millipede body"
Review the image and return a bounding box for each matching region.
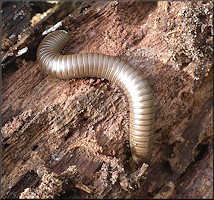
[37,30,155,164]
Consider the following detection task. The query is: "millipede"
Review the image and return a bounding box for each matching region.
[37,30,155,164]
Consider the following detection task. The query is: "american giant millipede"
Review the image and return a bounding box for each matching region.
[37,30,155,164]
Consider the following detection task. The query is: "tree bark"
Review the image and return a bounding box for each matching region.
[1,1,213,199]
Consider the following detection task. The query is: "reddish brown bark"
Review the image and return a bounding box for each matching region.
[2,1,213,199]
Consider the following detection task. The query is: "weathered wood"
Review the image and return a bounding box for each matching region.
[171,143,213,199]
[2,1,213,199]
[1,1,82,70]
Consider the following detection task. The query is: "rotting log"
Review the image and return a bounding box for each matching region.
[2,1,82,70]
[1,1,213,199]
